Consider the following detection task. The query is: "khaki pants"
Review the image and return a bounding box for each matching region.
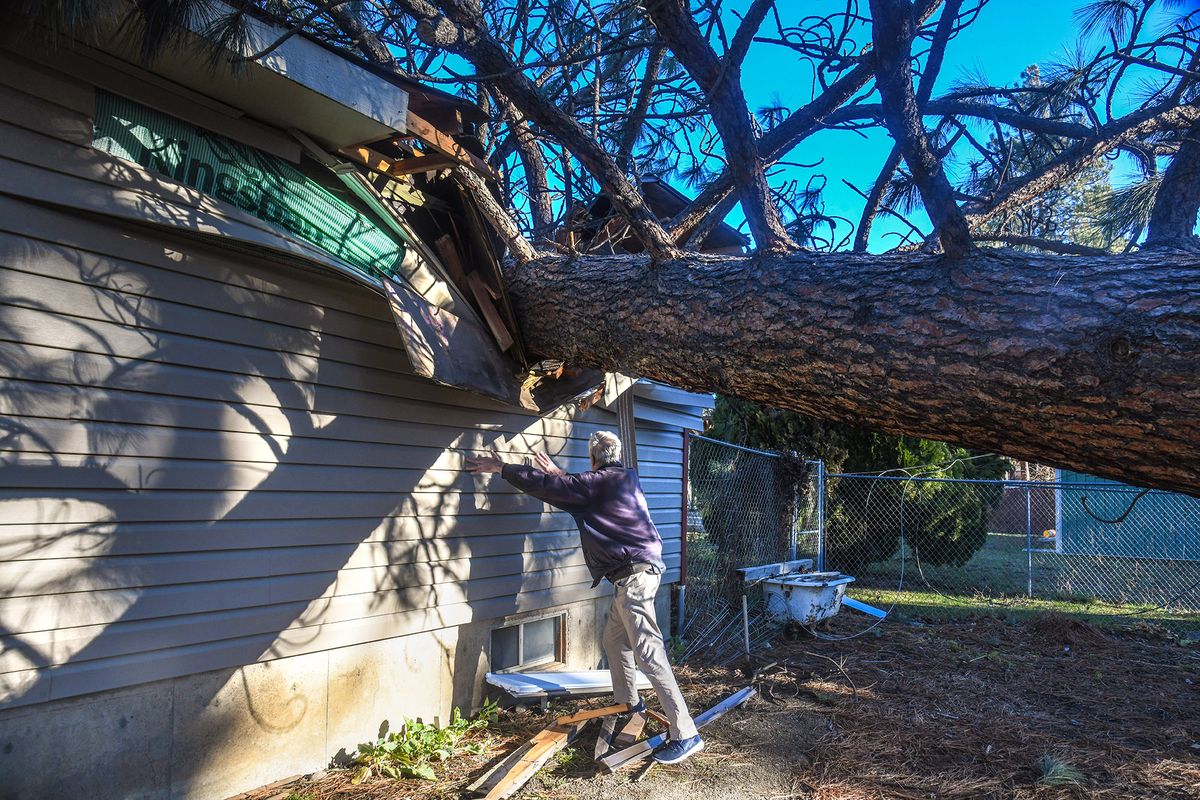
[602,568,698,740]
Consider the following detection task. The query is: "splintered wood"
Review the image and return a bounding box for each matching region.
[468,704,629,799]
[612,709,646,748]
[469,688,757,797]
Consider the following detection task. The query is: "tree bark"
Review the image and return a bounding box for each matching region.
[505,249,1200,496]
[1146,121,1200,245]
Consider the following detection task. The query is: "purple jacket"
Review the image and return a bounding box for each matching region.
[500,461,665,586]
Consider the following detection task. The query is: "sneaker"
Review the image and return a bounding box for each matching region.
[652,734,704,764]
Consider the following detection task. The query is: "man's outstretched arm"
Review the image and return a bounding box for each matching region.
[466,453,590,513]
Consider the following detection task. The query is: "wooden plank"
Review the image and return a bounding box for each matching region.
[433,234,471,292]
[405,109,497,180]
[599,687,756,773]
[613,710,646,748]
[466,741,535,795]
[338,146,454,179]
[388,152,455,176]
[555,703,630,726]
[479,718,590,800]
[644,708,671,728]
[338,145,395,175]
[466,271,515,352]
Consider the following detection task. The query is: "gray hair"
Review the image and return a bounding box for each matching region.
[589,431,622,465]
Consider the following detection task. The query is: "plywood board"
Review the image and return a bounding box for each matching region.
[383,277,524,407]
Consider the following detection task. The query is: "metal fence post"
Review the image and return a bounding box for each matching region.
[788,451,800,562]
[816,460,826,571]
[1026,484,1034,598]
[677,429,691,636]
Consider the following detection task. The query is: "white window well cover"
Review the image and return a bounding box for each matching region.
[486,670,652,698]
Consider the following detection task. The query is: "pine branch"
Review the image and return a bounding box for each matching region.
[870,0,972,258]
[399,0,677,258]
[647,0,794,251]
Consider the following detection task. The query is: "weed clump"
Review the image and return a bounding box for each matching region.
[351,698,499,783]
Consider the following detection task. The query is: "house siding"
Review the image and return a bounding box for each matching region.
[0,195,684,703]
[0,55,701,799]
[1056,470,1199,561]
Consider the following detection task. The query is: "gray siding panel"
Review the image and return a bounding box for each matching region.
[0,74,686,710]
[0,383,685,464]
[0,193,686,708]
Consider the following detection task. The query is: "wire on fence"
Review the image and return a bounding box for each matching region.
[827,475,1200,630]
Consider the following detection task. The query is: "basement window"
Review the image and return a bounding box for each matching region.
[490,615,564,671]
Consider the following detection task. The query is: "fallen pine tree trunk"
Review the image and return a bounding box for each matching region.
[504,247,1200,496]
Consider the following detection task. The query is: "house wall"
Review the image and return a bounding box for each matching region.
[1057,471,1199,561]
[0,50,695,799]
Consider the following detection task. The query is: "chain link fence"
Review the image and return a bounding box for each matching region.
[830,475,1200,632]
[680,436,1200,664]
[679,434,821,664]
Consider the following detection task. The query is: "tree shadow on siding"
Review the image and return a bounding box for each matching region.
[0,219,586,796]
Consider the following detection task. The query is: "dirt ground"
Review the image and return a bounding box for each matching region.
[249,615,1200,800]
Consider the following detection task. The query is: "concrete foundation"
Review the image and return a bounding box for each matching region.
[0,587,676,800]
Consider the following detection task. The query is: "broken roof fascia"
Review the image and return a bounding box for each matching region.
[188,3,409,138]
[229,3,487,127]
[69,0,410,151]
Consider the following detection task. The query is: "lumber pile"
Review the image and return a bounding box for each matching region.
[468,687,755,798]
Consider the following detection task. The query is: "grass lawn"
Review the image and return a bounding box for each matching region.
[846,531,1200,632]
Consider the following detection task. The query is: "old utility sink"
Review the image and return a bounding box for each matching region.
[762,571,856,625]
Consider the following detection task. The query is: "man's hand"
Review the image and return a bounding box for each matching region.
[535,452,566,476]
[465,454,505,474]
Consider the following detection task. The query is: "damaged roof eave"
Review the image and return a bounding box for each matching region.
[84,0,411,150]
